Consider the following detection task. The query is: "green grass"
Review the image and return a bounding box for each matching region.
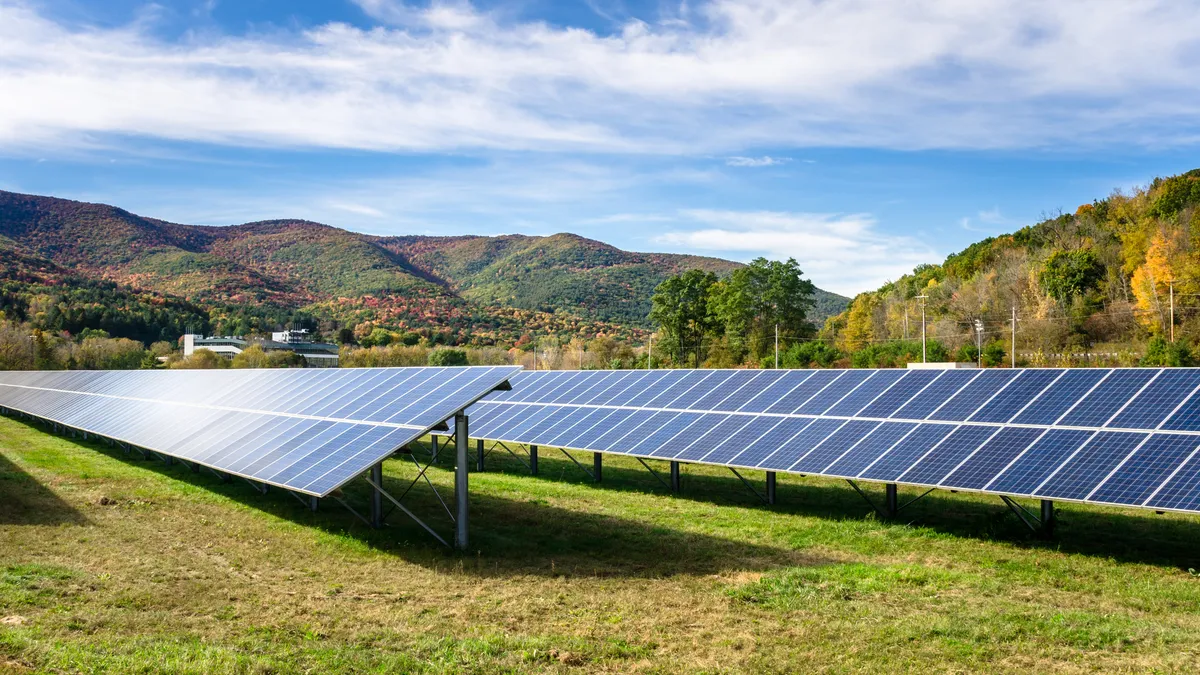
[3,414,1200,673]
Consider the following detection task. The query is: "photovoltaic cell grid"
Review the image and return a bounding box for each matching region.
[453,368,1200,515]
[0,367,520,496]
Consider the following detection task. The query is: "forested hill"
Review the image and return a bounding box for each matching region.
[0,190,848,345]
[823,168,1200,365]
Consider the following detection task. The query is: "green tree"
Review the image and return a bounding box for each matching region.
[710,258,816,364]
[1141,336,1194,366]
[170,348,229,369]
[428,348,469,367]
[1039,249,1104,302]
[648,269,719,367]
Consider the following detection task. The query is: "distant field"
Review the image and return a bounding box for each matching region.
[2,414,1200,674]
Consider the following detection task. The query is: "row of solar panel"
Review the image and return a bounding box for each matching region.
[484,368,1200,431]
[464,401,1200,512]
[0,366,516,429]
[0,367,522,496]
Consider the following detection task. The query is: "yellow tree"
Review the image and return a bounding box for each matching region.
[1131,231,1175,334]
[839,294,879,353]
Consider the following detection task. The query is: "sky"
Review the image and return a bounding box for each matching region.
[1,0,1198,297]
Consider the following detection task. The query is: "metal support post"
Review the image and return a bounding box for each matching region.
[593,452,603,483]
[455,413,470,551]
[191,462,200,473]
[431,435,439,463]
[530,445,539,475]
[370,462,384,528]
[476,438,485,472]
[1041,499,1055,538]
[310,496,319,512]
[885,483,898,518]
[670,461,681,493]
[766,472,777,505]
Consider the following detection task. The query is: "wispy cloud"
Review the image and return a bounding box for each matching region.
[656,210,938,295]
[1,0,1199,155]
[960,207,1017,232]
[328,201,387,218]
[725,156,789,167]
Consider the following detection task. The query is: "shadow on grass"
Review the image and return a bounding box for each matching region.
[0,451,89,526]
[2,417,824,578]
[465,440,1200,571]
[10,411,1200,574]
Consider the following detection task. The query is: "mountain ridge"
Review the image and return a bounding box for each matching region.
[0,189,849,345]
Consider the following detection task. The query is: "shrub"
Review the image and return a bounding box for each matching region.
[428,348,469,367]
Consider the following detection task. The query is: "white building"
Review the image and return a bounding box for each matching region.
[182,333,339,367]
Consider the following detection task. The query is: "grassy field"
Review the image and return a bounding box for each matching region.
[3,413,1200,673]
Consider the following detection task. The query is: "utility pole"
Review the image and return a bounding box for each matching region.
[1170,280,1175,343]
[917,295,928,363]
[648,335,653,369]
[904,304,909,341]
[974,318,984,368]
[775,323,779,369]
[1011,306,1017,368]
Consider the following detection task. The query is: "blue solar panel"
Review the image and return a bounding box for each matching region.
[671,415,757,461]
[984,429,1094,495]
[1009,369,1109,425]
[794,370,875,415]
[689,371,774,411]
[856,370,941,418]
[669,372,737,409]
[728,417,813,467]
[926,370,1021,421]
[1035,431,1149,500]
[822,371,907,417]
[647,414,727,458]
[593,410,666,453]
[824,422,917,478]
[549,372,605,404]
[698,418,786,464]
[890,370,981,420]
[896,424,1000,486]
[528,407,599,445]
[1088,434,1200,505]
[757,418,845,470]
[640,371,709,408]
[791,420,880,473]
[1145,449,1200,511]
[490,404,556,440]
[612,370,673,406]
[859,423,957,481]
[939,427,1045,490]
[584,371,648,405]
[627,412,705,456]
[546,408,621,448]
[968,370,1063,423]
[1057,369,1159,427]
[567,408,639,448]
[1107,370,1200,429]
[413,366,1200,519]
[761,371,839,414]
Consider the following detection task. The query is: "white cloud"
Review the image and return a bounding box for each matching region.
[328,201,387,217]
[0,0,1198,155]
[725,156,789,167]
[656,210,938,295]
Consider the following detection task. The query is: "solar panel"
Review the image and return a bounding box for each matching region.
[442,367,1200,518]
[0,367,519,496]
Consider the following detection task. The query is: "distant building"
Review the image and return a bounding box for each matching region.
[182,332,339,367]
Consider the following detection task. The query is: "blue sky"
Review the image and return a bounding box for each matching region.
[1,0,1198,296]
